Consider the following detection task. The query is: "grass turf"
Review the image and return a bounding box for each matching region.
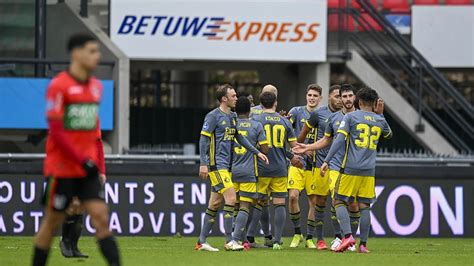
[1,237,473,265]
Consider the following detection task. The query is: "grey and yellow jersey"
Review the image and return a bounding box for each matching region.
[250,105,264,117]
[336,110,392,176]
[200,108,237,171]
[252,112,296,177]
[232,118,268,183]
[324,110,347,172]
[288,106,316,143]
[306,105,336,167]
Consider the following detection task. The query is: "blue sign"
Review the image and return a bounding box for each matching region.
[0,78,114,130]
[385,15,411,34]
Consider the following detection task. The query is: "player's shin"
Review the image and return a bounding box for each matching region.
[289,211,302,235]
[349,210,361,237]
[260,203,271,238]
[315,204,326,241]
[246,204,262,243]
[232,206,250,242]
[273,204,286,244]
[224,204,235,243]
[335,203,352,237]
[199,208,217,244]
[331,207,343,239]
[359,206,371,246]
[98,236,120,266]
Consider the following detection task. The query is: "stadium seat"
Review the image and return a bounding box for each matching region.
[413,0,440,5]
[445,0,472,5]
[357,14,382,31]
[352,0,379,9]
[382,0,410,13]
[328,0,345,8]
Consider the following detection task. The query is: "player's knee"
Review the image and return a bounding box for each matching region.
[348,202,359,212]
[316,196,327,206]
[288,191,299,203]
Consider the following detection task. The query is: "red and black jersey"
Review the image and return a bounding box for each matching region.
[44,71,104,178]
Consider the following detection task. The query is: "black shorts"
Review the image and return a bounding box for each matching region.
[42,176,105,212]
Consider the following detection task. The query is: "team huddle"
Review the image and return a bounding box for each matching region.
[197,83,392,253]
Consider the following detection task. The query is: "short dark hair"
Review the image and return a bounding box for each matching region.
[216,84,234,102]
[237,91,250,98]
[356,87,379,105]
[340,84,355,96]
[67,33,97,52]
[328,84,341,95]
[235,96,251,115]
[306,84,322,95]
[259,91,276,109]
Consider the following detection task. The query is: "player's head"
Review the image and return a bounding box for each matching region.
[216,84,237,108]
[237,91,255,107]
[261,84,278,98]
[328,84,342,110]
[235,96,251,117]
[306,84,322,108]
[67,33,101,72]
[340,84,356,110]
[356,87,379,110]
[260,91,277,110]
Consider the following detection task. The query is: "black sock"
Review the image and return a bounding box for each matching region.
[344,233,352,239]
[62,215,75,242]
[360,241,367,246]
[247,236,255,243]
[306,234,313,240]
[294,227,301,235]
[98,236,120,266]
[265,235,272,240]
[70,215,83,249]
[32,246,49,266]
[335,234,342,240]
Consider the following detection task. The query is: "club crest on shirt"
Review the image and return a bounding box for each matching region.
[339,121,345,128]
[90,85,101,100]
[221,120,226,126]
[203,122,209,130]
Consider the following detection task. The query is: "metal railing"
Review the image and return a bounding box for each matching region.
[0,153,472,167]
[335,0,473,152]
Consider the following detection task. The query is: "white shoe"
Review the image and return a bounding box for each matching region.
[196,242,219,252]
[225,240,244,251]
[348,244,357,252]
[330,237,342,251]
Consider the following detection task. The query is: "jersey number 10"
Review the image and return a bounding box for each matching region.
[355,123,381,150]
[264,124,285,148]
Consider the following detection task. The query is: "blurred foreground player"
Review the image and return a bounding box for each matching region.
[32,33,120,266]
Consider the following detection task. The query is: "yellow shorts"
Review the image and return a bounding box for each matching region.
[209,169,233,194]
[313,167,330,196]
[234,182,258,203]
[329,170,341,197]
[258,177,287,199]
[287,166,317,195]
[334,173,376,203]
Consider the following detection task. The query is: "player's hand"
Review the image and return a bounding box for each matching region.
[83,159,99,179]
[320,162,329,177]
[291,154,304,169]
[199,165,209,180]
[279,110,291,119]
[304,150,314,158]
[99,174,107,185]
[374,98,385,115]
[258,153,269,165]
[292,143,308,154]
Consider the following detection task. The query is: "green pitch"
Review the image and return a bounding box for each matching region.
[1,237,473,266]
